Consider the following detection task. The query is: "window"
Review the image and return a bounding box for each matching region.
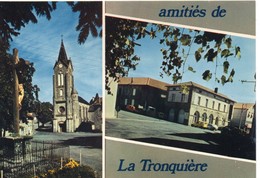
[223,105,226,112]
[212,101,215,109]
[205,99,208,108]
[124,99,128,105]
[59,106,65,114]
[222,119,226,126]
[197,96,201,105]
[218,103,221,111]
[57,74,61,86]
[131,99,135,106]
[79,106,82,118]
[60,73,64,86]
[132,88,136,96]
[171,94,176,102]
[181,94,185,102]
[59,89,63,96]
[57,73,64,86]
[202,113,207,121]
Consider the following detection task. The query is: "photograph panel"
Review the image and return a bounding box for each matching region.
[0,2,102,178]
[104,1,256,178]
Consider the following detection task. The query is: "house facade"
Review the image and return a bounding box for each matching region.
[53,40,89,132]
[231,103,255,132]
[116,77,169,117]
[166,82,235,127]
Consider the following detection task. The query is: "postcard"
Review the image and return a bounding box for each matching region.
[105,1,256,178]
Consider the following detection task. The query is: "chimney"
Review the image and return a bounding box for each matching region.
[214,87,218,93]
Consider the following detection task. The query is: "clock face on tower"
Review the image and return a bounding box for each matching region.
[58,63,63,68]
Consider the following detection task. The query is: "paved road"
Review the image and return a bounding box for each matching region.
[106,110,255,160]
[32,131,102,177]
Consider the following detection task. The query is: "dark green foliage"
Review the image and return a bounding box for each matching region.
[105,16,241,91]
[37,102,53,126]
[0,53,38,136]
[68,1,102,44]
[0,2,57,54]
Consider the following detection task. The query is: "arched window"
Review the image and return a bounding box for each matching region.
[222,119,226,126]
[209,114,214,124]
[57,74,61,86]
[215,117,219,126]
[57,73,64,86]
[61,73,64,86]
[193,111,200,123]
[59,89,63,96]
[202,113,207,122]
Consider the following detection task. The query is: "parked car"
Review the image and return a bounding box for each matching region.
[126,105,136,112]
[191,121,208,129]
[207,123,218,131]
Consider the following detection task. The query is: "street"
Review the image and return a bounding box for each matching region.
[106,110,255,160]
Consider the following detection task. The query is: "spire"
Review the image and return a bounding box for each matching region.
[58,38,68,63]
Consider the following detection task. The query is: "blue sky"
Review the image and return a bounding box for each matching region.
[127,25,256,104]
[9,2,102,103]
[7,2,255,104]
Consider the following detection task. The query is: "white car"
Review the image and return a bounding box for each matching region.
[207,123,218,131]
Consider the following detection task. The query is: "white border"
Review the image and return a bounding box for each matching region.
[105,13,255,39]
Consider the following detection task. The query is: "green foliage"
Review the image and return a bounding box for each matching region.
[0,2,57,54]
[0,2,102,55]
[188,66,196,73]
[202,70,212,81]
[68,1,102,44]
[37,102,53,126]
[105,17,147,93]
[223,61,229,74]
[105,16,241,92]
[0,52,38,135]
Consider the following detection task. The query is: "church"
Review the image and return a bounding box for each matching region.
[52,40,90,132]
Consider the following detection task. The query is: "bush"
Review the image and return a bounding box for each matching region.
[38,159,96,178]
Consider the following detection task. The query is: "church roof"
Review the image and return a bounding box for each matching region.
[54,40,73,69]
[78,96,89,105]
[58,40,69,63]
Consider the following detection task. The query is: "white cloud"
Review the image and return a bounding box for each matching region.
[10,2,102,103]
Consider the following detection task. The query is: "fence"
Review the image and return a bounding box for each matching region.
[0,141,70,178]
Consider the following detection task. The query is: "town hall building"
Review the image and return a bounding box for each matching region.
[52,40,89,132]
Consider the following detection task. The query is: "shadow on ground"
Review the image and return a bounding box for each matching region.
[59,136,102,149]
[131,132,255,160]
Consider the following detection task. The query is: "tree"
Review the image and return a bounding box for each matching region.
[0,2,102,55]
[0,52,38,136]
[0,2,57,55]
[105,16,241,93]
[37,102,53,127]
[68,2,102,44]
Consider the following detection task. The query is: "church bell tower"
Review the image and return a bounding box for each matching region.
[53,40,77,132]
